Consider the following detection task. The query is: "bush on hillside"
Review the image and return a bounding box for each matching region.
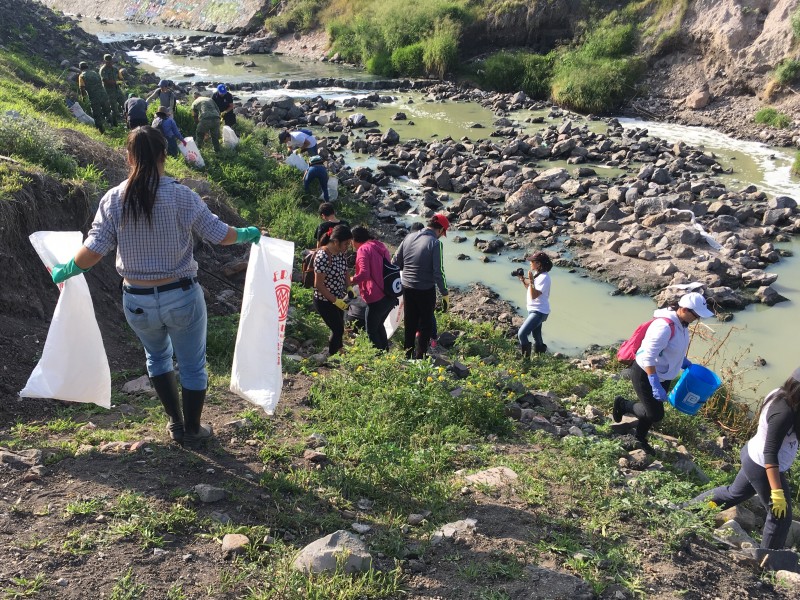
[422,18,461,79]
[477,51,555,99]
[0,113,77,177]
[391,43,425,77]
[264,0,324,34]
[366,51,394,77]
[551,54,644,114]
[754,107,791,129]
[773,59,800,85]
[581,21,636,59]
[520,53,556,99]
[793,6,800,40]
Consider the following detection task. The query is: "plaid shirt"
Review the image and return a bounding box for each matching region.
[84,176,230,281]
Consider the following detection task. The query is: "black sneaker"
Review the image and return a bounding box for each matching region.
[635,436,657,456]
[612,396,626,423]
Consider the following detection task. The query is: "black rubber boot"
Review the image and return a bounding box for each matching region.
[534,343,548,354]
[612,396,627,423]
[520,343,532,359]
[150,372,183,444]
[182,388,213,447]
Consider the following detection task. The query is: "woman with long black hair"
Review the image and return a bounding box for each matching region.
[689,369,800,549]
[351,226,395,351]
[51,126,261,447]
[313,224,353,356]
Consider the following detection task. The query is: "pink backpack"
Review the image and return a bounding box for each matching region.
[617,317,675,365]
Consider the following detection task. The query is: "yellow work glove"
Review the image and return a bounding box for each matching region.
[333,298,348,311]
[770,488,787,519]
[441,295,450,312]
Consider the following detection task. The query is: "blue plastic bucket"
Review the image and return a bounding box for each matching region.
[668,364,722,415]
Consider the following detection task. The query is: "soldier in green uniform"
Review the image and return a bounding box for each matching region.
[191,92,221,152]
[78,61,112,132]
[99,54,123,126]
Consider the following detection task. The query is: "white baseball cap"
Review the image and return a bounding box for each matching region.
[678,292,713,318]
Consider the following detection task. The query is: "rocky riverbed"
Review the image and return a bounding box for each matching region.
[231,84,798,317]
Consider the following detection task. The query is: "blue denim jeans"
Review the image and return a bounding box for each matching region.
[518,310,548,348]
[122,283,208,390]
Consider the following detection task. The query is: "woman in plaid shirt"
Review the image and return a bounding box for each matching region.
[51,126,262,447]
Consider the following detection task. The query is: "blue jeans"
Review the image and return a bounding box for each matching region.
[518,310,548,348]
[122,283,208,390]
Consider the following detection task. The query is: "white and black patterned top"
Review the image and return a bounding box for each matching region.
[84,176,229,281]
[313,248,347,302]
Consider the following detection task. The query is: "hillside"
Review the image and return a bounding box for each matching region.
[1,2,800,599]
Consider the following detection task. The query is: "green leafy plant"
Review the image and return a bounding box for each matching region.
[773,59,800,85]
[110,569,146,600]
[754,107,792,129]
[0,113,78,176]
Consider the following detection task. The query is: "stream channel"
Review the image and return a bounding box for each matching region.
[83,19,800,403]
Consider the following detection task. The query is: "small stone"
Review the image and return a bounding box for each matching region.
[121,375,152,394]
[194,484,227,503]
[56,578,68,587]
[153,548,168,556]
[408,513,427,526]
[182,553,194,562]
[352,523,372,534]
[357,498,374,511]
[221,533,250,558]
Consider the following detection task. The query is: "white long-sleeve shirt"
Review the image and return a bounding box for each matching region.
[634,308,691,381]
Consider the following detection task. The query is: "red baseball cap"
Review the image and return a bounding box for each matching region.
[431,213,450,236]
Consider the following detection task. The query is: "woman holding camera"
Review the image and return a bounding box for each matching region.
[516,251,553,359]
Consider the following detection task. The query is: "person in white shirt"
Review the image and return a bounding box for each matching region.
[689,368,800,549]
[278,129,317,155]
[516,251,552,359]
[613,292,714,454]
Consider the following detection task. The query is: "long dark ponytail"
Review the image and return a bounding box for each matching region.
[122,126,167,226]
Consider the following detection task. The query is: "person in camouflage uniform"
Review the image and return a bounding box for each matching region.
[191,92,221,152]
[99,54,123,126]
[78,61,111,132]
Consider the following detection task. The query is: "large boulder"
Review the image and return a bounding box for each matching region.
[292,530,372,574]
[533,168,569,191]
[504,182,544,215]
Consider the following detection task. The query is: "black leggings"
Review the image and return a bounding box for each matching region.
[365,295,397,351]
[402,286,436,359]
[314,298,344,355]
[629,362,672,440]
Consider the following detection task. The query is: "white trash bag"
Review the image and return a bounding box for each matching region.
[222,125,239,149]
[66,99,95,126]
[326,176,339,201]
[285,152,308,172]
[179,136,205,168]
[230,236,295,415]
[384,294,404,340]
[20,231,111,408]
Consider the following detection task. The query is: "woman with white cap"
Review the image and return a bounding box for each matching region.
[688,368,800,549]
[612,291,714,454]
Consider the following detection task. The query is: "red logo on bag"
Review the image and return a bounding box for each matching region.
[273,269,291,366]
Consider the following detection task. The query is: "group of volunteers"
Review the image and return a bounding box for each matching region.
[47,101,799,553]
[77,55,237,154]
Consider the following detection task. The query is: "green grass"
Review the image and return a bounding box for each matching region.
[110,568,146,600]
[773,59,800,85]
[754,107,792,129]
[2,573,46,598]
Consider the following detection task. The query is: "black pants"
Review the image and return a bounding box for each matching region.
[691,447,792,549]
[314,298,344,355]
[626,362,672,440]
[402,286,436,359]
[365,295,397,351]
[128,117,148,129]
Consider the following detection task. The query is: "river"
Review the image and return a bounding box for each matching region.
[83,20,799,402]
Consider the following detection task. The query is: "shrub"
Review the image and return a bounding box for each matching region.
[754,107,791,128]
[520,53,555,99]
[0,113,77,177]
[365,51,394,76]
[479,52,526,92]
[793,6,800,40]
[264,0,324,34]
[773,59,800,85]
[391,43,425,77]
[551,55,644,114]
[422,18,461,79]
[793,152,800,178]
[581,22,636,59]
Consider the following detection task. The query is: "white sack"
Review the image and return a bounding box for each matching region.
[179,136,205,168]
[67,99,95,126]
[20,232,111,407]
[222,125,239,149]
[230,236,295,414]
[326,175,339,201]
[285,152,308,172]
[384,294,404,339]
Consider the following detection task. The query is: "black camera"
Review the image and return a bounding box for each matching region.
[511,268,525,278]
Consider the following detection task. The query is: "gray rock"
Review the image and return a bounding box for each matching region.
[122,375,152,394]
[533,168,570,191]
[0,448,42,467]
[776,570,800,589]
[524,565,594,600]
[431,518,477,545]
[715,506,757,531]
[194,484,227,503]
[463,466,518,488]
[504,182,543,215]
[292,530,372,574]
[381,128,400,145]
[714,519,757,549]
[221,533,249,558]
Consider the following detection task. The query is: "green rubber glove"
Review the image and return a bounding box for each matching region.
[51,258,88,284]
[235,226,261,245]
[333,298,348,311]
[441,295,450,312]
[770,488,787,519]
